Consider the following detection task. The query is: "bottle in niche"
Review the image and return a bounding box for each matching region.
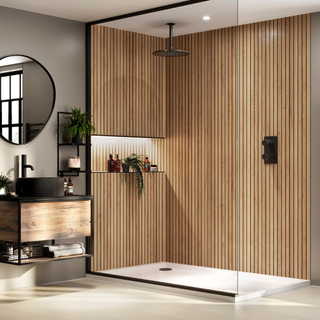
[67,177,73,195]
[144,157,150,172]
[108,154,115,172]
[114,154,121,172]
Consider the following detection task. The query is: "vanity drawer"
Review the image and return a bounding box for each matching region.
[20,200,91,242]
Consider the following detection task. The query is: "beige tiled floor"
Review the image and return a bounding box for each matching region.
[0,279,319,320]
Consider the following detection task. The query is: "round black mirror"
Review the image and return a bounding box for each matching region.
[0,55,55,144]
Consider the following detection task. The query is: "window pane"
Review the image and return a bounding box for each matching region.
[12,101,19,124]
[20,126,23,143]
[1,76,9,100]
[1,102,8,125]
[2,127,9,140]
[11,75,20,99]
[21,74,23,98]
[12,127,19,144]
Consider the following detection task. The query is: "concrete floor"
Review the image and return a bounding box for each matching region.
[0,278,319,320]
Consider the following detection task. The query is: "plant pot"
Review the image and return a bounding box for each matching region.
[72,133,84,144]
[61,130,71,144]
[122,163,130,173]
[0,188,6,196]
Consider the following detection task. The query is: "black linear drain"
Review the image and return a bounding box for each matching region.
[159,268,172,271]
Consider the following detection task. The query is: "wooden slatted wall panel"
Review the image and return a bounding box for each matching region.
[91,172,166,271]
[238,15,310,279]
[91,25,166,138]
[165,15,310,278]
[165,28,238,270]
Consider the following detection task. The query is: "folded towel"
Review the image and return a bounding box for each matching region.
[6,253,28,261]
[43,242,84,252]
[43,247,85,258]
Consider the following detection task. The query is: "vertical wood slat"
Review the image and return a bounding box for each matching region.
[91,14,310,280]
[91,25,166,138]
[91,172,166,272]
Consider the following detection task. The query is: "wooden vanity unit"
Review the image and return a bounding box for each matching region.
[0,195,93,265]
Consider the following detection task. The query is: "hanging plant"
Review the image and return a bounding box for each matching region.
[120,153,145,199]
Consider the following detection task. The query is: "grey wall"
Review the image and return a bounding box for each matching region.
[311,12,320,286]
[23,61,54,143]
[0,6,87,291]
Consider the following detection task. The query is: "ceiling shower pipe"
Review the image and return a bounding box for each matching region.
[152,23,190,57]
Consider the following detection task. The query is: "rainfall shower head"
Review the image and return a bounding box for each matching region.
[152,23,190,57]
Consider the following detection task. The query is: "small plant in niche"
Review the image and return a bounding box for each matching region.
[0,172,13,195]
[59,107,95,144]
[121,153,146,199]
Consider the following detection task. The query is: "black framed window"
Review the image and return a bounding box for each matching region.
[0,70,23,144]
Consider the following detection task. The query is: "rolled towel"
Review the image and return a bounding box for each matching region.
[43,242,84,252]
[43,247,85,258]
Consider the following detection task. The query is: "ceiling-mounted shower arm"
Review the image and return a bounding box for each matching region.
[168,23,175,50]
[152,22,189,57]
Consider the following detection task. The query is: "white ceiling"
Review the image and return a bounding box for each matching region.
[0,0,187,22]
[239,0,320,25]
[101,1,238,38]
[0,0,320,37]
[0,56,32,67]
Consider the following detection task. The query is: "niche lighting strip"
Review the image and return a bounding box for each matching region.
[91,135,152,141]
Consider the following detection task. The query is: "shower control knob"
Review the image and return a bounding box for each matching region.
[262,139,274,146]
[262,153,275,160]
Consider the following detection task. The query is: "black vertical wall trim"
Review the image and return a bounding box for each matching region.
[85,23,92,273]
[86,23,91,197]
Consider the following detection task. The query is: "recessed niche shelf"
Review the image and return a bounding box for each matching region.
[92,171,165,174]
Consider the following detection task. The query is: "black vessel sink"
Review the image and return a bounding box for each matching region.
[16,177,64,197]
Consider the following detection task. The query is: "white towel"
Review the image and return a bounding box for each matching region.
[43,242,84,252]
[44,247,85,258]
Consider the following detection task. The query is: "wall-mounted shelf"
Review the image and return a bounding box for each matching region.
[59,143,88,146]
[1,254,93,265]
[57,112,91,177]
[91,171,165,174]
[59,170,90,174]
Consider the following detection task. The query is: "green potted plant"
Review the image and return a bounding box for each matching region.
[59,106,95,144]
[0,173,13,196]
[121,153,145,199]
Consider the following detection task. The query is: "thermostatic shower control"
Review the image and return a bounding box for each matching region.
[262,136,278,164]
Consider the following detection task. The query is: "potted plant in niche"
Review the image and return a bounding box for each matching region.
[59,107,95,144]
[121,153,145,199]
[0,173,13,196]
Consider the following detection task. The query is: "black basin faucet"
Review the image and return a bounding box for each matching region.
[21,154,34,178]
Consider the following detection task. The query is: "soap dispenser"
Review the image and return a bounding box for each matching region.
[67,178,73,195]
